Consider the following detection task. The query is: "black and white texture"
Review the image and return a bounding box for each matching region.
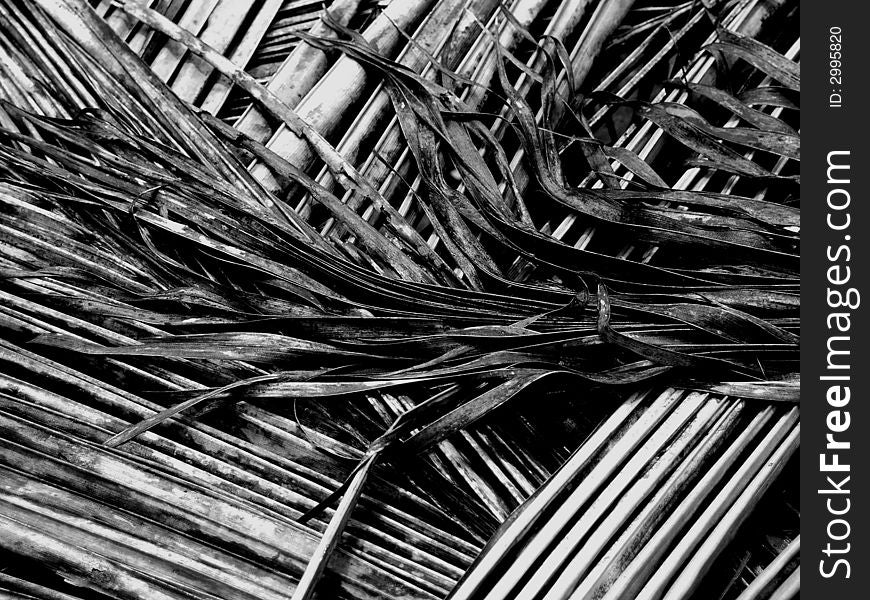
[0,1,799,599]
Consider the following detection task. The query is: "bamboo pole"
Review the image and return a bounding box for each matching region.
[246,0,439,192]
[233,0,363,143]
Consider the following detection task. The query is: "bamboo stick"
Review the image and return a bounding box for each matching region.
[632,410,798,600]
[734,536,799,600]
[566,400,748,599]
[246,0,438,192]
[659,420,799,600]
[767,567,799,600]
[292,453,378,600]
[233,0,363,143]
[0,411,437,600]
[446,389,652,600]
[535,395,729,599]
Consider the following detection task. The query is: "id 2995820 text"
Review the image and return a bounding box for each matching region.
[829,26,843,108]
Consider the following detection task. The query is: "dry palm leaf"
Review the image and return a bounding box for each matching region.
[0,0,799,598]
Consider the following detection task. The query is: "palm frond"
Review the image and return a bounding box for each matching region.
[0,0,799,598]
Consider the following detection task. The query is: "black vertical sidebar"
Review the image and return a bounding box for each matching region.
[802,1,868,598]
